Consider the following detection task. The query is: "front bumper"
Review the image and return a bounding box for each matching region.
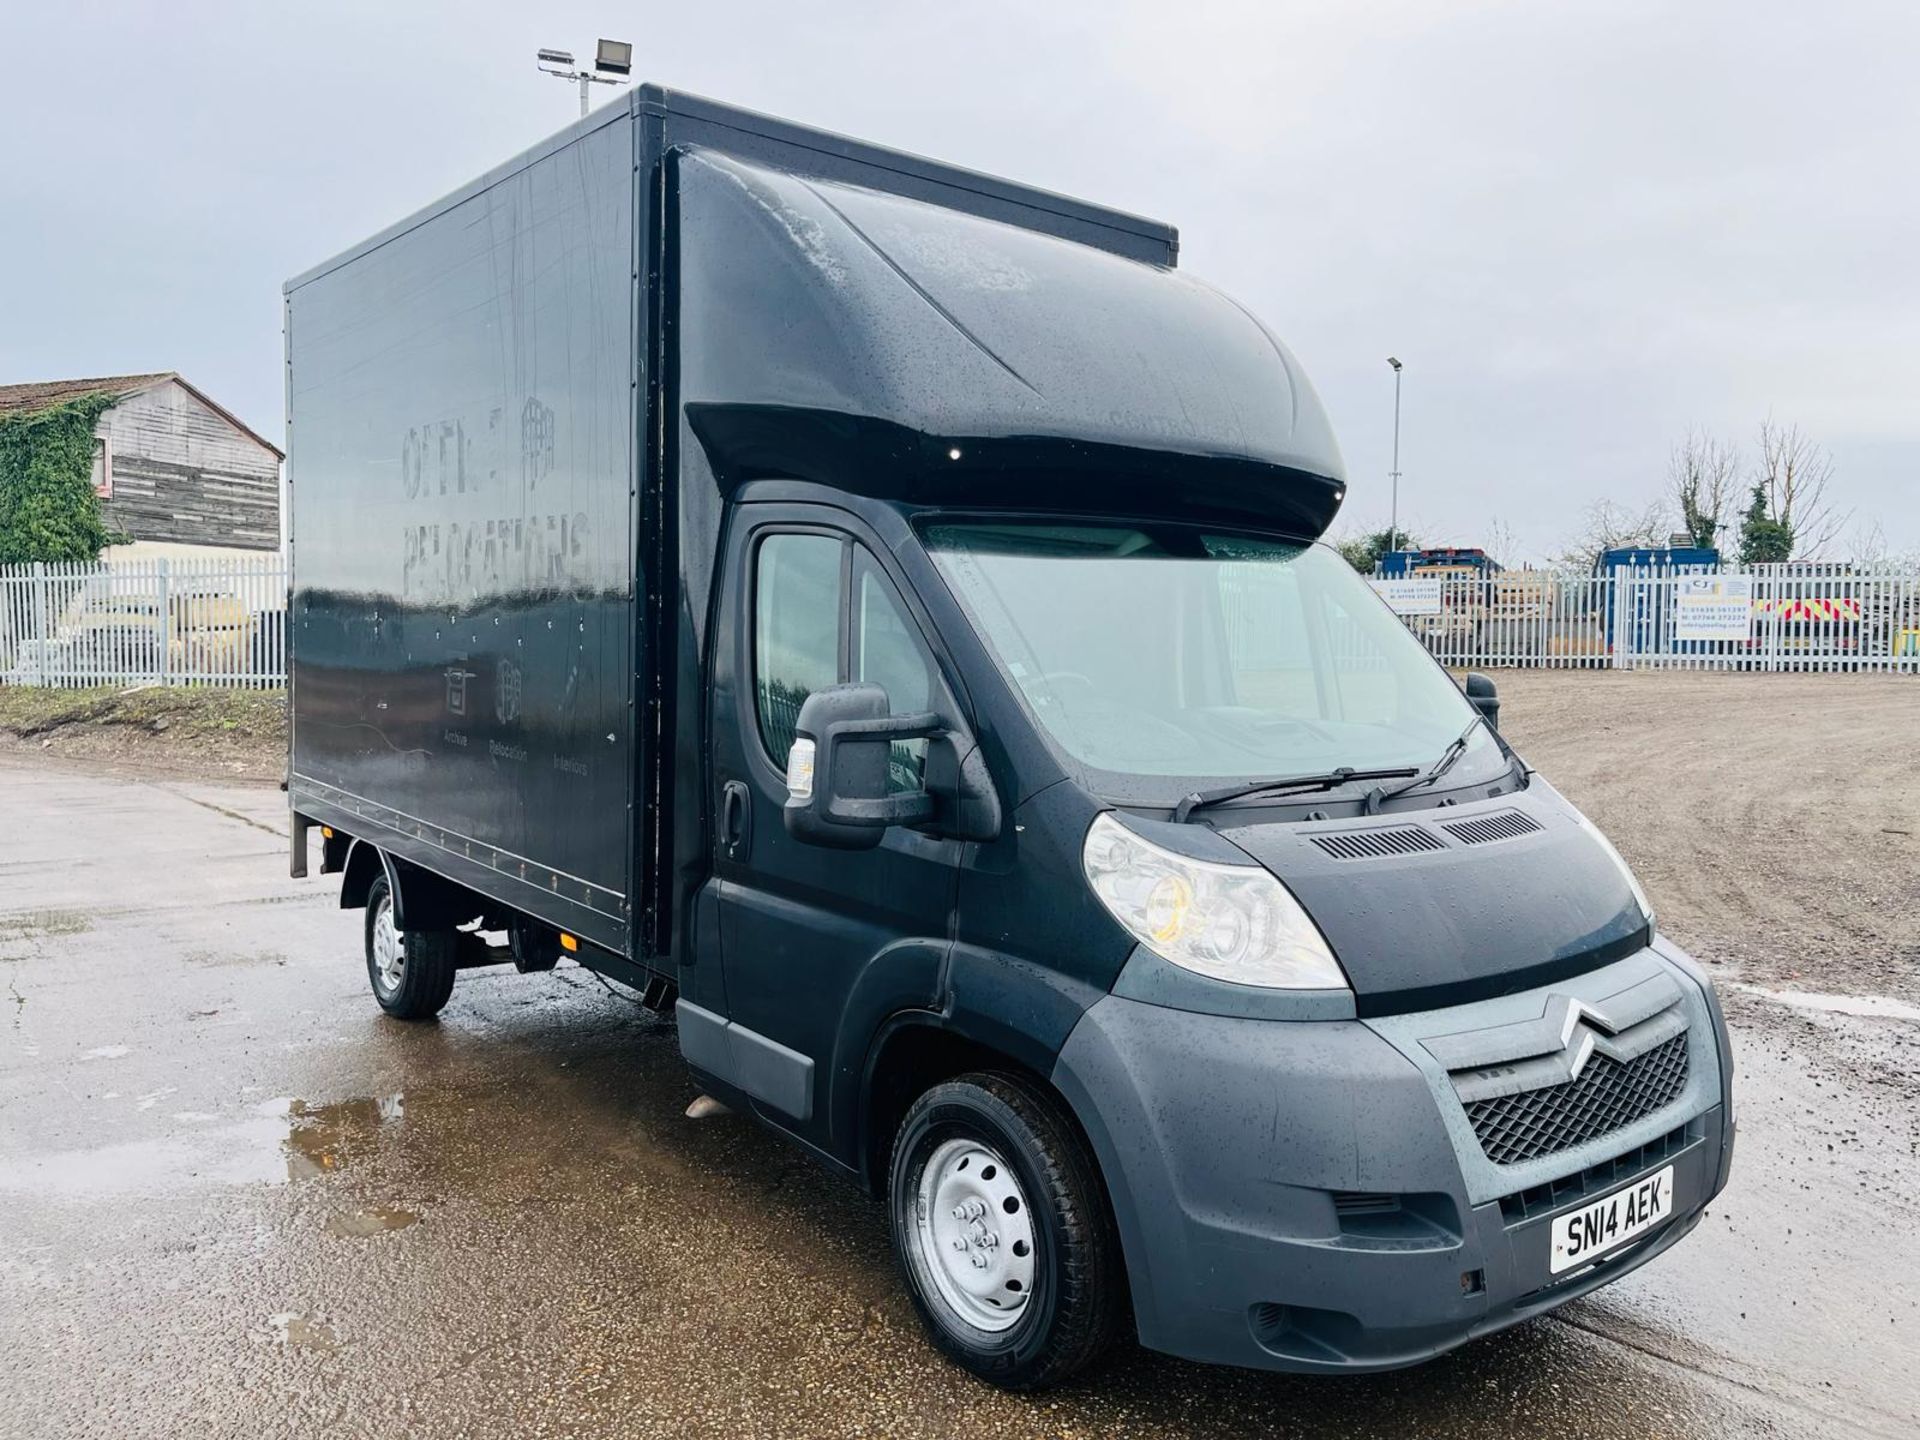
[1050,945,1735,1373]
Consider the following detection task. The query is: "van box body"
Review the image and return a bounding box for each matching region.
[285,86,1332,976]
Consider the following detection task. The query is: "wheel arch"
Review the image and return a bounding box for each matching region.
[857,1013,1118,1230]
[856,942,1117,1203]
[339,839,393,914]
[338,841,483,931]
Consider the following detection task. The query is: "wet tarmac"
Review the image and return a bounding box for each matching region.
[1,756,1916,1439]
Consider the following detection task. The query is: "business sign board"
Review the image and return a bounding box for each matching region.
[1673,575,1755,640]
[1370,577,1444,616]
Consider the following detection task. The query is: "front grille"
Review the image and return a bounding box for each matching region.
[1464,1032,1689,1165]
[1499,1121,1697,1223]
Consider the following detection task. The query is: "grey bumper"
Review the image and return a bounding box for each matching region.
[1050,944,1735,1373]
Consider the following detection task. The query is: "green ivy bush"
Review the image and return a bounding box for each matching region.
[0,393,118,564]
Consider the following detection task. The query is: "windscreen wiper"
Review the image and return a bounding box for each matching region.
[1173,766,1420,824]
[1362,720,1482,814]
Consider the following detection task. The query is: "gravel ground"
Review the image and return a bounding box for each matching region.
[1491,670,1920,1001]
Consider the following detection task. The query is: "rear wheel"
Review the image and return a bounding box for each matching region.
[889,1072,1124,1390]
[363,873,457,1020]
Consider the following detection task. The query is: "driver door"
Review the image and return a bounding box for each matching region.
[705,504,962,1154]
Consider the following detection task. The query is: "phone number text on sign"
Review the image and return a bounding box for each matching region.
[1673,576,1755,641]
[1369,578,1444,616]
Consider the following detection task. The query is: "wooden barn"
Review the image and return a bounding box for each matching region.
[0,372,282,558]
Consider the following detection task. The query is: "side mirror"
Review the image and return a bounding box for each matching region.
[1463,671,1500,731]
[782,683,1003,850]
[783,683,938,851]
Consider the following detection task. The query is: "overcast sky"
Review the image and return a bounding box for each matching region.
[4,1,1915,561]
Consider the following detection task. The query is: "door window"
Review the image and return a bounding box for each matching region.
[854,551,934,792]
[750,531,945,791]
[754,532,842,769]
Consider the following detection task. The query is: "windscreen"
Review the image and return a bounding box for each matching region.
[924,521,1498,794]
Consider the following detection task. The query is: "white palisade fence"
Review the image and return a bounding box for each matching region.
[1380,564,1920,674]
[0,557,287,689]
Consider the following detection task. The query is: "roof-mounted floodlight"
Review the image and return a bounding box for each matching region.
[537,39,632,116]
[595,39,633,76]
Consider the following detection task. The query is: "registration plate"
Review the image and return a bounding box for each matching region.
[1548,1165,1674,1274]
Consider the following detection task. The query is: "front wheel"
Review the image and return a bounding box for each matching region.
[363,873,457,1020]
[889,1072,1124,1389]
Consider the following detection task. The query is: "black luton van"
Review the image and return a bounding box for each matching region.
[286,87,1734,1388]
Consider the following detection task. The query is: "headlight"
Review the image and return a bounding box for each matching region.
[1574,810,1655,928]
[1082,813,1347,990]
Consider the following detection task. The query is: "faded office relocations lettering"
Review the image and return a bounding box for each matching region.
[396,410,593,601]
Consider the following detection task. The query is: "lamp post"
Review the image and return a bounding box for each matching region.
[1386,356,1404,548]
[537,39,633,118]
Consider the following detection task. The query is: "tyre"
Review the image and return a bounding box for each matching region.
[363,873,457,1020]
[509,920,561,974]
[889,1071,1124,1390]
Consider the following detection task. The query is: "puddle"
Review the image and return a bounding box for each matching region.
[184,948,288,969]
[0,1118,291,1195]
[285,1093,406,1180]
[324,1206,420,1238]
[267,1313,340,1352]
[0,1092,412,1197]
[1735,984,1920,1023]
[0,909,92,941]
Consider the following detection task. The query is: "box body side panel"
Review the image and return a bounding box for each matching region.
[287,118,639,953]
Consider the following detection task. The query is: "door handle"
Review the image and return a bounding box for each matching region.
[721,779,751,860]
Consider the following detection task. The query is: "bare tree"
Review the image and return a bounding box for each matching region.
[1851,517,1887,566]
[1554,497,1670,572]
[1485,516,1520,570]
[1755,419,1848,558]
[1847,517,1918,569]
[1668,428,1739,550]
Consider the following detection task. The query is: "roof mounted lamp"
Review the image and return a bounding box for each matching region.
[595,39,632,76]
[537,39,633,118]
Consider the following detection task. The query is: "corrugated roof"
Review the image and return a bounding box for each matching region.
[0,372,282,459]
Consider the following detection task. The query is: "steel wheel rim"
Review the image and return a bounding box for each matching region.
[912,1137,1037,1333]
[371,892,405,994]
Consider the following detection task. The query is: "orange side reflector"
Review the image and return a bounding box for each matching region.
[559,933,579,953]
[320,826,334,839]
